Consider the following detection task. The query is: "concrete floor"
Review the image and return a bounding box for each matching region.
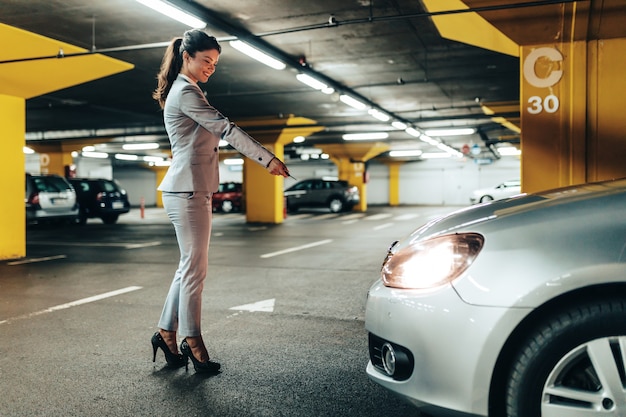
[0,205,460,417]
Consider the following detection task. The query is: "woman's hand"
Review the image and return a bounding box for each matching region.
[266,157,291,178]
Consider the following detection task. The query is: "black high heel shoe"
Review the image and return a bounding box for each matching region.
[180,339,221,374]
[151,332,186,368]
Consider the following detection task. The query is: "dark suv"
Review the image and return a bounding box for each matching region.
[284,178,360,213]
[68,178,131,224]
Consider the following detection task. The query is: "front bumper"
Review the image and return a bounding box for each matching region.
[365,280,528,417]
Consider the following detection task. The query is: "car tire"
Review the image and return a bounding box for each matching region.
[221,200,233,213]
[101,214,119,224]
[328,197,344,213]
[480,195,494,203]
[505,298,626,417]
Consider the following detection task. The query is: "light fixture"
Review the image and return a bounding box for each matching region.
[389,150,423,157]
[293,136,305,143]
[224,158,244,165]
[143,155,164,163]
[23,146,35,154]
[419,135,440,146]
[421,152,451,159]
[122,143,159,150]
[343,132,389,141]
[82,151,109,159]
[230,40,286,70]
[405,127,421,138]
[498,146,521,156]
[391,121,407,130]
[368,109,390,122]
[424,128,476,137]
[115,154,139,161]
[296,74,334,94]
[135,0,206,28]
[82,145,96,152]
[339,94,367,110]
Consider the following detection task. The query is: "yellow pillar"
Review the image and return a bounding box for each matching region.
[332,158,367,212]
[0,95,26,260]
[521,38,626,192]
[150,166,168,208]
[243,116,323,224]
[386,162,404,206]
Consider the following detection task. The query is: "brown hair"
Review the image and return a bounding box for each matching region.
[152,29,222,109]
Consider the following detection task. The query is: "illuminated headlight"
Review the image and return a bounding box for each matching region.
[381,233,484,289]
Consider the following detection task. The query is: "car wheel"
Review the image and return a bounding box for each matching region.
[480,195,494,203]
[221,200,233,213]
[328,197,344,213]
[101,214,119,224]
[505,299,626,417]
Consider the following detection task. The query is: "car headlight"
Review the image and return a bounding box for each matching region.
[381,233,484,289]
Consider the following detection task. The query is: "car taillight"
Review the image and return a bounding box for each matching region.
[28,192,40,205]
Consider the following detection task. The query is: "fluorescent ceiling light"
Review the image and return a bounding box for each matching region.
[389,150,423,157]
[498,146,521,156]
[419,135,439,146]
[135,0,206,28]
[224,158,244,165]
[296,74,334,94]
[293,136,306,143]
[23,146,35,154]
[405,127,421,138]
[115,154,139,161]
[143,155,164,162]
[82,151,109,159]
[122,143,159,150]
[343,132,389,141]
[230,40,286,70]
[339,94,367,110]
[391,121,407,130]
[219,140,229,147]
[424,128,476,137]
[421,152,451,159]
[368,109,390,122]
[82,146,96,152]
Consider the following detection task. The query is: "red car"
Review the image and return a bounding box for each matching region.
[212,182,242,213]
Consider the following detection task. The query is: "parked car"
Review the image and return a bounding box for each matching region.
[365,178,626,417]
[470,179,521,204]
[284,178,360,213]
[212,182,242,213]
[68,178,130,224]
[25,173,79,224]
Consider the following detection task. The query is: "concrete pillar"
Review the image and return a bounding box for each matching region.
[385,162,404,206]
[0,95,26,260]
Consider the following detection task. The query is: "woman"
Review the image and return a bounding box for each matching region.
[150,29,290,373]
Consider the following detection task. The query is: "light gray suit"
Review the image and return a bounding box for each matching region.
[157,74,275,337]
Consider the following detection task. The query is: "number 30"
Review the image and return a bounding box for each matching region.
[527,95,560,114]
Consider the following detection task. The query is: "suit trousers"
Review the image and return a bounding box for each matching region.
[158,191,213,337]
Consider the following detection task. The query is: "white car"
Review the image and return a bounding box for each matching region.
[470,179,521,204]
[365,178,626,417]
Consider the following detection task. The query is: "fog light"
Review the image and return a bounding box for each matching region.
[381,343,396,376]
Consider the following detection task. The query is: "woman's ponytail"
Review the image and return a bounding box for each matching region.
[152,37,183,109]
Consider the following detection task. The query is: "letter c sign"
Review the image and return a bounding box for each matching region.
[523,47,563,88]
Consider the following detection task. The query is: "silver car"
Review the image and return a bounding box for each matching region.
[25,174,79,224]
[365,178,626,417]
[470,179,522,204]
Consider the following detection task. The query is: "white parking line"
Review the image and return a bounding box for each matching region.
[0,286,142,325]
[373,223,394,230]
[365,213,394,221]
[260,239,333,258]
[27,241,162,249]
[8,255,67,265]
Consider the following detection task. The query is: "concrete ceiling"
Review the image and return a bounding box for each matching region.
[1,0,545,163]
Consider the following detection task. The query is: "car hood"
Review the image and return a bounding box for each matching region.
[402,178,626,247]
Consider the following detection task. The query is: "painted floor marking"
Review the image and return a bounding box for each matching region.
[395,213,420,221]
[373,223,394,231]
[28,241,162,249]
[260,239,333,258]
[0,286,142,325]
[230,298,275,312]
[8,255,67,265]
[365,213,394,221]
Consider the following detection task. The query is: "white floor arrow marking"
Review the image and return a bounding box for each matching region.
[229,298,275,313]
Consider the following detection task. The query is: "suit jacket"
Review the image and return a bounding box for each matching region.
[158,74,275,193]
